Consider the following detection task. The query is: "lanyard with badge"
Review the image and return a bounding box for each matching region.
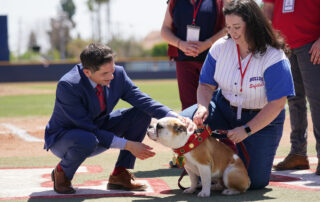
[236,44,252,120]
[186,0,202,41]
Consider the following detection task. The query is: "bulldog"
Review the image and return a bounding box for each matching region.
[147,117,250,197]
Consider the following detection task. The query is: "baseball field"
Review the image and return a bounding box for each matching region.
[0,80,319,202]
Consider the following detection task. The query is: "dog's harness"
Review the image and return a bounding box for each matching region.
[175,125,250,190]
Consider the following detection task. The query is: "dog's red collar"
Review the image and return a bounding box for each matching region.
[173,126,212,156]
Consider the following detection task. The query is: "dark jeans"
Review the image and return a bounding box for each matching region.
[288,42,320,157]
[180,91,285,189]
[50,107,151,180]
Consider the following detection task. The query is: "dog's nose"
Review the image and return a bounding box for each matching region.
[156,123,163,130]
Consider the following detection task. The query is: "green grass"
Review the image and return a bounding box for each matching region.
[0,80,180,118]
[0,94,56,117]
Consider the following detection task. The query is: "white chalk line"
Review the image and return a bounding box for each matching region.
[0,123,43,142]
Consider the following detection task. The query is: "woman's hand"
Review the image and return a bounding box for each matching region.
[188,41,211,56]
[227,126,248,143]
[178,40,199,57]
[177,116,197,133]
[193,105,208,127]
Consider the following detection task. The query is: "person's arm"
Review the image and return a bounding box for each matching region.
[193,83,217,127]
[160,3,198,57]
[262,2,275,22]
[227,97,286,143]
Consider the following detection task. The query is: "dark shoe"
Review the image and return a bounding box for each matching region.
[51,167,75,194]
[316,159,320,175]
[107,169,147,191]
[273,154,310,171]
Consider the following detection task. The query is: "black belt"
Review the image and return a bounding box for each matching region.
[221,96,261,112]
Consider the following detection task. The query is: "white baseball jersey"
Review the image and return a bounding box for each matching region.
[200,37,295,109]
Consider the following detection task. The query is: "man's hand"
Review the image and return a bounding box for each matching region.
[309,37,320,65]
[125,141,155,160]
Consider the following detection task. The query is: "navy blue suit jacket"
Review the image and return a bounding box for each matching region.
[44,64,171,150]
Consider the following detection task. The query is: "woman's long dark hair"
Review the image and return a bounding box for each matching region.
[223,0,290,55]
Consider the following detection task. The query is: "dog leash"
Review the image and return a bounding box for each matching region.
[177,127,250,190]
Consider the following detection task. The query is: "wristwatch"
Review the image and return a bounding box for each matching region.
[243,124,252,136]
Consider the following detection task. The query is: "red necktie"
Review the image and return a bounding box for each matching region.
[95,84,106,112]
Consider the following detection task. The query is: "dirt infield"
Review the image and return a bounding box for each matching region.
[0,114,315,158]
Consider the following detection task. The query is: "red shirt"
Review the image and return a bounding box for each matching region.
[263,0,320,49]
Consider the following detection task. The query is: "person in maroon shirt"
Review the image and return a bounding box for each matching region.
[263,0,320,175]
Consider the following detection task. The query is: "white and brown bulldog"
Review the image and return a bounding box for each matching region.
[147,117,250,197]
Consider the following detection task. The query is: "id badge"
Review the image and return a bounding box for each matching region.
[282,0,295,13]
[186,25,200,41]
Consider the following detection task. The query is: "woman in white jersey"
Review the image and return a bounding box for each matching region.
[181,0,294,189]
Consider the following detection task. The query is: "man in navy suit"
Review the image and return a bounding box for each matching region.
[45,43,191,194]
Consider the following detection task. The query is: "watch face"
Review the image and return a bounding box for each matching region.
[244,125,251,133]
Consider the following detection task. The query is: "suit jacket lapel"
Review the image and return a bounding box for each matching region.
[78,65,102,117]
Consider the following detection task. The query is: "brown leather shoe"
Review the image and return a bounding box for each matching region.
[316,159,320,175]
[273,154,310,171]
[51,167,75,194]
[107,169,147,191]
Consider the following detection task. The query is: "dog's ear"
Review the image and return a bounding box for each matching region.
[186,122,196,136]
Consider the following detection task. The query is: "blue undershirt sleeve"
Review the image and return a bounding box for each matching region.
[199,54,217,86]
[264,60,295,102]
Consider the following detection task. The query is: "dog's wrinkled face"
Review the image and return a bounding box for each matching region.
[147,117,194,149]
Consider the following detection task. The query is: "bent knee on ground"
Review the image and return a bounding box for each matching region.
[249,177,269,190]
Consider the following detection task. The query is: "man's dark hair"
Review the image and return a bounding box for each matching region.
[80,43,115,72]
[223,0,290,55]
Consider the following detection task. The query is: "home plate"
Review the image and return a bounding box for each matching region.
[0,165,170,200]
[270,156,320,191]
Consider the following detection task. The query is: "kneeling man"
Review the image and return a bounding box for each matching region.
[44,43,189,194]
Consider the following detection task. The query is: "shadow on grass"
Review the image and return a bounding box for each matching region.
[134,168,184,178]
[131,188,275,202]
[26,188,274,202]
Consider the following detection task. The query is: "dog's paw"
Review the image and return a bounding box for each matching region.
[222,188,240,195]
[197,190,210,197]
[183,187,196,194]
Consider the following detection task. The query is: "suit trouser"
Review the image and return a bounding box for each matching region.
[175,61,203,110]
[180,90,285,190]
[50,107,151,180]
[288,42,320,158]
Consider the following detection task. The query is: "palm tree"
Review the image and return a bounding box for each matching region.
[87,0,110,42]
